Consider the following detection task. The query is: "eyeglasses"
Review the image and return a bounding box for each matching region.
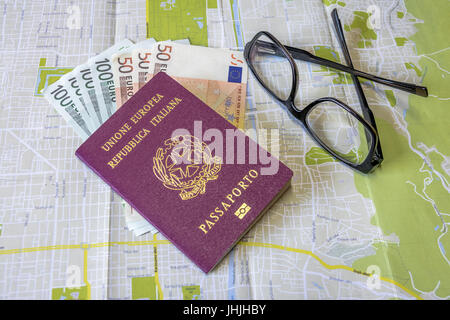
[244,9,428,174]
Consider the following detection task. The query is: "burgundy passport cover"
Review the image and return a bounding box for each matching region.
[76,72,293,273]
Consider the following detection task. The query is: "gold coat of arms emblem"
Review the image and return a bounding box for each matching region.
[152,135,222,200]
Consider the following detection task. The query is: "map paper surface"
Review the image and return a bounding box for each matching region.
[0,0,448,300]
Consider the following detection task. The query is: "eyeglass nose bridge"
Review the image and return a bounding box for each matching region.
[253,41,278,55]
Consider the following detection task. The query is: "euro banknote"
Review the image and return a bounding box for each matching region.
[76,39,133,129]
[110,38,157,108]
[123,202,158,236]
[146,42,248,129]
[44,79,91,140]
[130,39,190,95]
[63,74,99,132]
[112,39,190,108]
[146,41,248,84]
[90,39,140,120]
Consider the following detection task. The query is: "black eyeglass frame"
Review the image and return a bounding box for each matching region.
[244,9,427,173]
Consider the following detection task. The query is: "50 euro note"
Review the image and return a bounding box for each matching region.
[146,42,248,129]
[131,39,190,95]
[110,38,158,109]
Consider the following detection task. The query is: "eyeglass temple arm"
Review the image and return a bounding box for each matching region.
[331,8,383,163]
[254,42,428,98]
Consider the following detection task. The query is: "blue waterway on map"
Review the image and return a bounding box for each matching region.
[231,0,244,49]
[312,281,324,290]
[230,0,257,131]
[439,242,446,255]
[193,16,204,29]
[228,248,236,299]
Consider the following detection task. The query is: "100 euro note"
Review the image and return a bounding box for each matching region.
[89,39,142,121]
[43,40,134,139]
[64,74,96,133]
[75,39,134,130]
[44,78,92,140]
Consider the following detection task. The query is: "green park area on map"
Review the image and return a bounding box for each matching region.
[132,277,157,300]
[146,0,214,46]
[323,0,450,298]
[182,285,201,300]
[34,58,72,96]
[52,286,88,300]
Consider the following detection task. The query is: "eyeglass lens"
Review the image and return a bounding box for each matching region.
[306,101,372,165]
[249,34,294,101]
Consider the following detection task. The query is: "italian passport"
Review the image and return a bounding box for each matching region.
[76,72,293,273]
